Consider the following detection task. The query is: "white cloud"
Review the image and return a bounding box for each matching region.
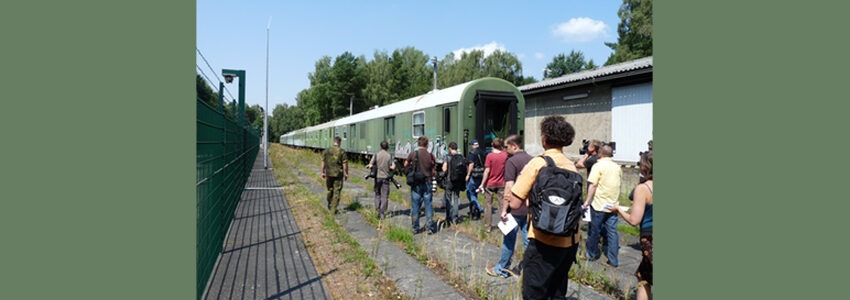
[535,52,545,60]
[552,17,608,43]
[452,42,507,60]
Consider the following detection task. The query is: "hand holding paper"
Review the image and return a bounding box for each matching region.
[497,214,518,235]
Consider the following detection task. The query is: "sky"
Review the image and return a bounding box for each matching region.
[197,0,623,111]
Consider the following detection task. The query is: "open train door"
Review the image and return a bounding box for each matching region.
[474,90,518,151]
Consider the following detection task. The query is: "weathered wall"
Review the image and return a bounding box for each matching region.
[523,84,613,157]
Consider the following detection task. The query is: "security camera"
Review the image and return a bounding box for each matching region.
[223,74,235,83]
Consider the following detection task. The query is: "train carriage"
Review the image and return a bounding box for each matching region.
[281,77,524,163]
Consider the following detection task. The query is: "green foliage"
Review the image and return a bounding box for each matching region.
[270,46,530,132]
[385,224,414,245]
[271,103,305,141]
[605,0,653,65]
[545,50,591,78]
[618,224,640,236]
[196,74,219,108]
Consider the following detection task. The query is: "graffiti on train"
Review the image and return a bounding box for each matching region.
[394,136,449,162]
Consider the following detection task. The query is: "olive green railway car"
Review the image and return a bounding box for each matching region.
[281,77,525,163]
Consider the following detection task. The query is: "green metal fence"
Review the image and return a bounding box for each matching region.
[196,97,259,298]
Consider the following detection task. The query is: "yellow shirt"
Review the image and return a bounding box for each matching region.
[588,157,622,212]
[511,148,579,248]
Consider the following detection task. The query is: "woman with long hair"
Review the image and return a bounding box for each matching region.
[611,151,653,300]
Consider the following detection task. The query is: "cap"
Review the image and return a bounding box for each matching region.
[470,139,479,146]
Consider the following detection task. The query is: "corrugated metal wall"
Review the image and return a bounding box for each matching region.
[611,82,653,162]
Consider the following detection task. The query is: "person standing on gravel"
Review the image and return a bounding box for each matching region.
[404,136,437,234]
[321,136,348,215]
[509,116,580,299]
[441,141,466,225]
[487,134,533,278]
[610,151,653,300]
[465,139,485,219]
[366,140,395,220]
[582,144,623,268]
[478,137,508,233]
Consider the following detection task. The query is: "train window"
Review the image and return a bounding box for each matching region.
[413,112,425,137]
[343,126,347,139]
[385,117,395,136]
[444,108,451,133]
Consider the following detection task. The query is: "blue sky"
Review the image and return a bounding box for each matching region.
[197,0,622,110]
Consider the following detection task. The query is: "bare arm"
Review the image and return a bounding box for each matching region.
[509,190,525,210]
[478,167,490,190]
[583,183,597,210]
[321,161,326,180]
[501,181,515,221]
[614,184,649,226]
[466,162,473,182]
[576,154,589,169]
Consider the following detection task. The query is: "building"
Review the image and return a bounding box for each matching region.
[519,56,653,164]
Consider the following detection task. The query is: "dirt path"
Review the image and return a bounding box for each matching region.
[276,145,639,299]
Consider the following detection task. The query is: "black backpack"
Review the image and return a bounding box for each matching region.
[529,156,584,237]
[448,154,467,183]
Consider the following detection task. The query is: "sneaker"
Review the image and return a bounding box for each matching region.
[485,266,499,277]
[505,265,522,277]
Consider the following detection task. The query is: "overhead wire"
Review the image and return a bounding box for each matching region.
[197,48,237,102]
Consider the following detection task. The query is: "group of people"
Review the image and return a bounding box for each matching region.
[319,118,654,300]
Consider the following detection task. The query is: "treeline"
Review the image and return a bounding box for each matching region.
[278,47,537,135]
[198,0,652,143]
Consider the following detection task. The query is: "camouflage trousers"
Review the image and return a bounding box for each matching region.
[326,176,343,214]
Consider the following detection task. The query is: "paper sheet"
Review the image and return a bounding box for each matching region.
[497,213,518,235]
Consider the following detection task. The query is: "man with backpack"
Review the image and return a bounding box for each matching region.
[509,116,582,299]
[465,139,485,219]
[404,136,437,234]
[441,141,466,225]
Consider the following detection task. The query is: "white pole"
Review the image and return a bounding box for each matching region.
[264,17,271,169]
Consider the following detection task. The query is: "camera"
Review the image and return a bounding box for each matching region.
[387,175,402,189]
[579,139,590,155]
[365,165,402,189]
[578,139,616,155]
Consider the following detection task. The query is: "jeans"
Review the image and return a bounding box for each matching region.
[493,213,528,275]
[586,207,620,267]
[443,189,460,222]
[466,177,483,212]
[410,181,434,232]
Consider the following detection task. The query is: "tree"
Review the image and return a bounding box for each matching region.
[196,74,219,108]
[546,51,589,78]
[363,50,397,107]
[482,50,524,86]
[391,47,431,101]
[331,52,367,117]
[605,0,653,65]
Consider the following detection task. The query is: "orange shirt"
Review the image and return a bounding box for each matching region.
[511,148,579,248]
